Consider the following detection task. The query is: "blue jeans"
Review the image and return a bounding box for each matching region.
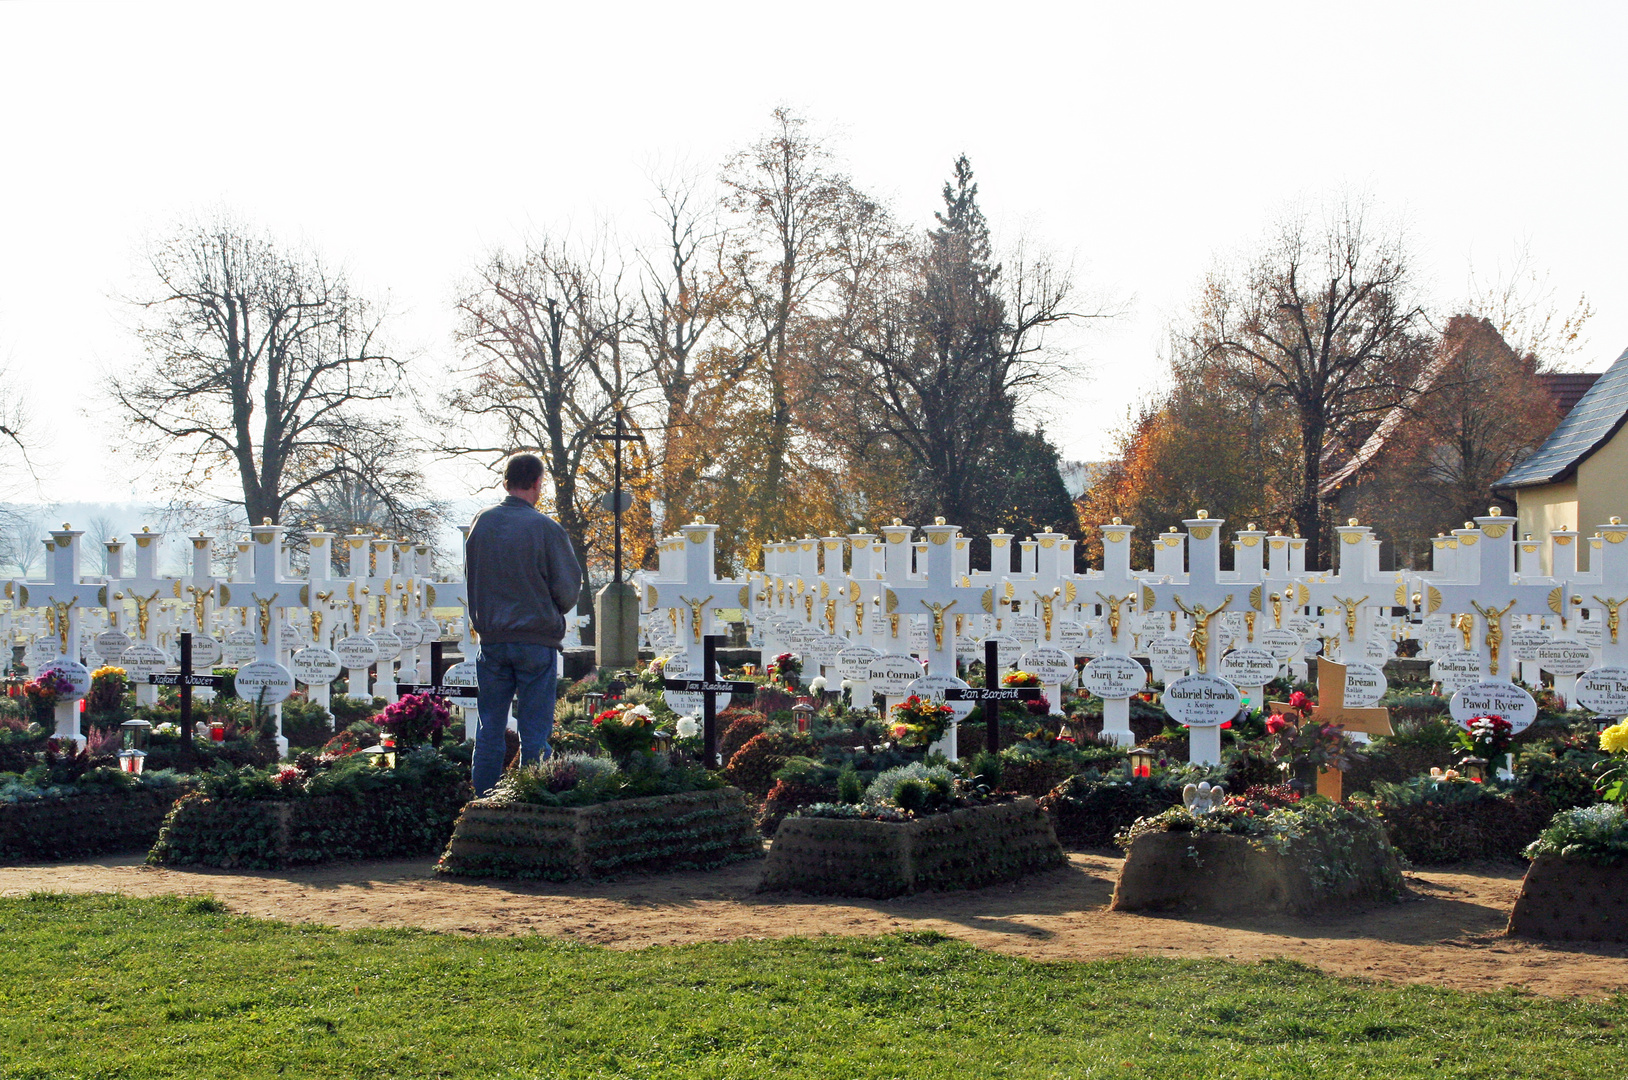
[472,642,559,797]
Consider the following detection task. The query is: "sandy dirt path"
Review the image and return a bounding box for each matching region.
[5,851,1625,998]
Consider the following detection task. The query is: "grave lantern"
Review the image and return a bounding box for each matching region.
[1127,745,1156,779]
[792,697,816,734]
[1457,755,1488,783]
[361,736,398,769]
[584,690,606,717]
[118,716,151,775]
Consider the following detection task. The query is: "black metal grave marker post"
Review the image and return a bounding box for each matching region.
[662,634,754,768]
[943,639,1042,754]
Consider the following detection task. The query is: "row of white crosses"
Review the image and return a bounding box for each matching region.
[6,522,463,756]
[639,503,1628,767]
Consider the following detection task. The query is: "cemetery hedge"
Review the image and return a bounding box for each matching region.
[761,798,1065,898]
[0,770,193,862]
[436,787,762,881]
[146,748,468,869]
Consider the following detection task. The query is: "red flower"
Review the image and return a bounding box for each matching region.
[1287,691,1310,712]
[1265,715,1289,735]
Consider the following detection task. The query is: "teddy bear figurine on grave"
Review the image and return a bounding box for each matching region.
[1182,781,1227,815]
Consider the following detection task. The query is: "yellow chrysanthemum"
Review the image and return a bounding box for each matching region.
[1599,720,1628,755]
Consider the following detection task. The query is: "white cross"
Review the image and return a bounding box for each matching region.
[12,526,110,743]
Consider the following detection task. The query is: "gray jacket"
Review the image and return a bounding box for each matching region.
[464,496,583,647]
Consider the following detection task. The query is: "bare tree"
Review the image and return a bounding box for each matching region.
[1468,243,1593,370]
[630,175,729,541]
[1187,199,1431,561]
[1,509,50,577]
[445,236,638,598]
[85,514,118,573]
[111,214,408,526]
[285,424,449,560]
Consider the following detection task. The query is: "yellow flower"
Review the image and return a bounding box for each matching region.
[1600,720,1628,755]
[91,666,127,680]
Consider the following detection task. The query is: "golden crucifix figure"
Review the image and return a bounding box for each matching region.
[1470,599,1518,675]
[51,601,72,651]
[855,603,865,635]
[351,599,366,633]
[187,584,213,631]
[45,606,57,643]
[1244,610,1257,643]
[1269,590,1284,628]
[1032,590,1058,641]
[1455,612,1475,653]
[678,595,713,643]
[1593,596,1624,644]
[1172,595,1232,674]
[1096,592,1132,643]
[1331,595,1369,642]
[921,600,958,650]
[131,589,161,640]
[824,598,837,635]
[251,593,277,645]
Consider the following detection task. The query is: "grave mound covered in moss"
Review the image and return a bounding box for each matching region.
[1507,805,1628,942]
[1110,800,1404,916]
[759,798,1065,899]
[436,787,762,881]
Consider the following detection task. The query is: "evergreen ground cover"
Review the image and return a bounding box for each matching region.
[2,894,1623,1079]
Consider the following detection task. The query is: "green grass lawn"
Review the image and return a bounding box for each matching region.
[0,894,1622,1079]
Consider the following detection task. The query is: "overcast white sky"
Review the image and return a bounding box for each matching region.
[1,0,1625,508]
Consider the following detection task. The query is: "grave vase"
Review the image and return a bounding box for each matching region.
[1289,759,1319,795]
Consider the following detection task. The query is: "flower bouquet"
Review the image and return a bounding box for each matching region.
[379,692,452,749]
[23,669,75,721]
[1266,690,1351,791]
[766,652,803,689]
[1002,670,1051,716]
[889,694,953,750]
[1457,714,1514,774]
[87,665,128,714]
[594,702,659,762]
[1595,719,1628,802]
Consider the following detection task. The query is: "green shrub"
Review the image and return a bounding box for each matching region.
[723,730,810,797]
[1038,773,1185,847]
[1363,778,1558,864]
[836,764,864,804]
[1525,804,1628,865]
[279,696,334,748]
[718,709,770,766]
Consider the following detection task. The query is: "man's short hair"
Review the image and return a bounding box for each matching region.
[504,453,545,491]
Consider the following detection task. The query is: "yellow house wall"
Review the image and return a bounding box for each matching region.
[1515,480,1580,574]
[1577,424,1628,538]
[1516,423,1628,573]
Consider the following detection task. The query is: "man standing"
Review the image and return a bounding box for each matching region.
[464,453,582,797]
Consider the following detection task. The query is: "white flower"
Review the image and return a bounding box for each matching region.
[625,704,653,721]
[676,715,700,738]
[810,676,827,694]
[841,679,853,691]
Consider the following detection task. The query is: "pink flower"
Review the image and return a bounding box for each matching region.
[1265,715,1289,735]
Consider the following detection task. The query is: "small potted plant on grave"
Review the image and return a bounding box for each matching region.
[1265,691,1351,795]
[22,669,73,726]
[591,701,665,765]
[378,692,452,750]
[1457,714,1515,780]
[765,652,802,691]
[887,694,953,751]
[1002,670,1051,717]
